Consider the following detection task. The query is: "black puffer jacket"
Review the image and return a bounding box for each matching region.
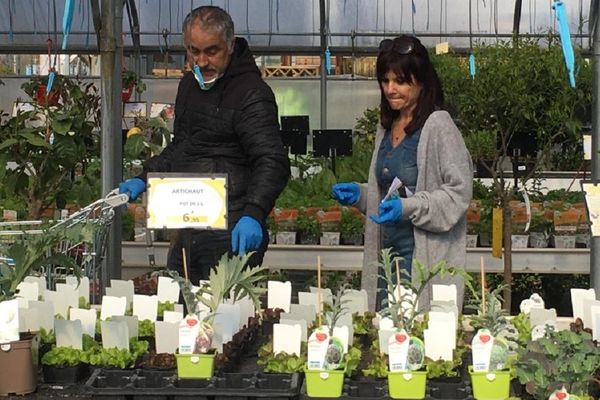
[142,37,290,225]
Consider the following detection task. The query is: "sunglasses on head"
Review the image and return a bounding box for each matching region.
[378,37,416,54]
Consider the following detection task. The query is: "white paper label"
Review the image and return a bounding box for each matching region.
[267,281,292,312]
[0,300,19,343]
[307,329,329,370]
[273,323,302,356]
[388,330,410,371]
[178,315,200,354]
[157,276,180,303]
[472,329,494,372]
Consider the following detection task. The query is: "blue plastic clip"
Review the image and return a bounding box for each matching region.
[469,54,476,79]
[47,71,56,94]
[62,0,75,50]
[325,48,332,75]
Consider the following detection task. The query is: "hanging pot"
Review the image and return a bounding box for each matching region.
[35,84,60,106]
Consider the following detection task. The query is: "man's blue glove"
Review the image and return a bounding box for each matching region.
[231,216,263,255]
[119,178,146,202]
[370,199,403,224]
[331,182,360,205]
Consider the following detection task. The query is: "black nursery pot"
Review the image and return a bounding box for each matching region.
[346,379,387,397]
[429,376,470,399]
[43,363,90,385]
[256,373,294,390]
[135,369,175,388]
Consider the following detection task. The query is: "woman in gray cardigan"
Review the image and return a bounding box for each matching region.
[332,36,473,311]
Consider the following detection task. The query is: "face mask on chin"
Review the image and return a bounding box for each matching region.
[193,64,220,90]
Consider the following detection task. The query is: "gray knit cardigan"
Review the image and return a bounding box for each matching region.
[357,110,473,311]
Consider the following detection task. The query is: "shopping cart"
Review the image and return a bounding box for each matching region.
[0,190,128,302]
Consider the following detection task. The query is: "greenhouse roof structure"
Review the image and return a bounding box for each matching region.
[0,0,596,54]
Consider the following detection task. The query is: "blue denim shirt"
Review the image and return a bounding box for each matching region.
[375,128,421,277]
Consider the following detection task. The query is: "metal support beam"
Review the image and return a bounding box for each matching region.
[100,0,124,285]
[319,0,327,129]
[513,0,523,37]
[591,3,600,295]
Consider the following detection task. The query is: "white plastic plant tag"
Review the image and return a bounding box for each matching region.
[174,303,184,314]
[379,316,394,331]
[56,283,79,311]
[472,329,494,372]
[335,313,354,346]
[108,280,135,309]
[519,293,545,314]
[268,281,292,312]
[529,308,557,327]
[102,320,129,350]
[424,328,454,361]
[531,325,546,341]
[388,329,410,371]
[28,300,53,331]
[378,329,395,354]
[163,310,183,323]
[55,319,83,350]
[309,287,333,306]
[288,304,317,323]
[307,328,329,370]
[178,315,200,354]
[582,299,600,330]
[69,308,97,337]
[280,318,308,342]
[432,284,457,305]
[66,276,90,303]
[0,300,19,344]
[340,289,368,316]
[215,303,240,336]
[273,323,302,356]
[298,292,321,313]
[100,295,127,320]
[24,276,46,298]
[591,305,600,342]
[428,311,457,349]
[112,315,139,339]
[44,290,70,319]
[18,307,39,333]
[157,276,180,302]
[16,281,39,302]
[133,294,159,322]
[332,326,349,354]
[155,321,178,354]
[430,300,459,319]
[233,296,255,329]
[570,288,596,321]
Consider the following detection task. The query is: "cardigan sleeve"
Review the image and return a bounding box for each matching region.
[401,112,473,233]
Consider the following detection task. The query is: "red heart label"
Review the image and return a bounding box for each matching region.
[395,334,407,343]
[316,332,327,342]
[186,319,198,327]
[556,392,567,400]
[479,334,491,343]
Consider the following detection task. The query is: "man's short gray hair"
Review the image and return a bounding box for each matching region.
[182,6,235,45]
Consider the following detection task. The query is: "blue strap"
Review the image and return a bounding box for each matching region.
[47,71,56,94]
[62,0,75,50]
[553,1,576,88]
[469,54,476,79]
[325,48,332,75]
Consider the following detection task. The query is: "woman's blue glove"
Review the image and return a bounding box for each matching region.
[231,216,263,255]
[118,178,146,201]
[370,199,403,224]
[331,182,360,205]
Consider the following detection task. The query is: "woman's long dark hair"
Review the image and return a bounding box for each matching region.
[377,36,444,133]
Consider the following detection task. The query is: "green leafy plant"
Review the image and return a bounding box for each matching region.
[377,248,472,333]
[257,341,307,373]
[516,328,600,398]
[87,338,149,369]
[41,334,99,366]
[2,75,101,218]
[138,319,155,337]
[157,301,175,319]
[339,209,364,237]
[425,359,458,379]
[362,340,388,378]
[122,70,146,93]
[0,224,93,301]
[529,214,552,234]
[296,212,321,237]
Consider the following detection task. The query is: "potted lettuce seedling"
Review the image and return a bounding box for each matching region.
[166,253,266,379]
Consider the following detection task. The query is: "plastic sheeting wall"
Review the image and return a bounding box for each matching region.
[0,0,592,51]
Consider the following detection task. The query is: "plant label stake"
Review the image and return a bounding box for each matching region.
[480,256,486,316]
[388,329,410,372]
[182,247,189,281]
[317,256,322,327]
[472,328,494,372]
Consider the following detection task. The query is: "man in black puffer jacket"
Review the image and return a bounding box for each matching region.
[119,6,290,283]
